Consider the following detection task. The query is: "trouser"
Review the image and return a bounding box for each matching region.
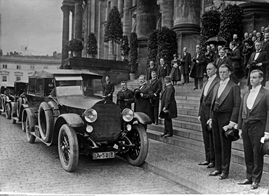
[212,112,232,175]
[151,106,159,124]
[164,118,173,135]
[241,121,265,183]
[183,74,189,83]
[200,106,215,164]
[194,77,203,89]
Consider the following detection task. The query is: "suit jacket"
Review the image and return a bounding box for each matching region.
[210,79,241,123]
[262,39,269,59]
[247,50,269,71]
[199,76,220,117]
[146,66,157,81]
[157,63,169,78]
[160,83,177,119]
[214,56,231,68]
[190,53,207,78]
[238,87,269,132]
[116,89,134,111]
[181,52,191,74]
[103,82,114,97]
[134,84,154,120]
[149,78,162,107]
[229,47,241,69]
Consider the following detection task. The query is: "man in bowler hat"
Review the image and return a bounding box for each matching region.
[237,69,269,189]
[160,76,177,138]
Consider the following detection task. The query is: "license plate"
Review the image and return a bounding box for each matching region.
[92,152,115,160]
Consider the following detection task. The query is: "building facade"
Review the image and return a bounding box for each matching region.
[0,55,61,87]
[61,0,269,75]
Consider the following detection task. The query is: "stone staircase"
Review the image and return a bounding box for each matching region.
[114,78,269,173]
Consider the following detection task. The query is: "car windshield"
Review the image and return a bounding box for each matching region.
[55,79,83,97]
[83,78,103,97]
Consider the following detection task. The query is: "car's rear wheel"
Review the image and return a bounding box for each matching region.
[126,124,148,166]
[38,102,53,142]
[25,115,36,143]
[5,103,11,119]
[58,124,79,172]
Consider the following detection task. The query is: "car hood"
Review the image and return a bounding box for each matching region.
[57,95,103,110]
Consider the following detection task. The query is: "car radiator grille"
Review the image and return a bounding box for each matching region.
[90,101,122,142]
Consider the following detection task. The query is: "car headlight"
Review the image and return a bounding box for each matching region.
[122,108,134,122]
[83,108,97,123]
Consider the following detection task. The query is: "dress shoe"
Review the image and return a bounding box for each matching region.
[160,133,166,137]
[164,134,173,138]
[198,161,209,166]
[251,182,259,189]
[207,163,215,168]
[193,87,198,90]
[209,170,221,176]
[219,173,228,180]
[238,179,252,185]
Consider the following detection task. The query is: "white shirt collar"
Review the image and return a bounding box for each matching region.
[220,77,230,85]
[250,84,262,93]
[208,74,217,81]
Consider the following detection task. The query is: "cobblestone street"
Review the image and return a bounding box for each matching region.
[0,115,196,194]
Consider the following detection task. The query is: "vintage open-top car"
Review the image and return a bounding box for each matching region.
[22,69,151,172]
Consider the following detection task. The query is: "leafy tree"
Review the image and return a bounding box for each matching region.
[87,32,98,58]
[121,35,130,61]
[67,38,83,52]
[219,4,243,45]
[200,9,221,50]
[157,27,177,65]
[147,30,158,66]
[129,32,138,73]
[104,6,123,60]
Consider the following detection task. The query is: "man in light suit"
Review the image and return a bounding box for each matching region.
[160,76,177,138]
[237,70,269,189]
[246,41,269,86]
[198,63,220,168]
[208,64,241,180]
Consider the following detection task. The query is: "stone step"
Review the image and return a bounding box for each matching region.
[177,103,200,110]
[159,114,200,124]
[177,109,199,117]
[147,129,269,173]
[176,99,200,105]
[175,95,200,101]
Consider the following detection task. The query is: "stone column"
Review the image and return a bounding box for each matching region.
[118,0,123,14]
[173,0,201,57]
[160,0,174,28]
[71,8,75,40]
[123,0,132,36]
[136,0,158,75]
[61,5,70,62]
[74,0,83,57]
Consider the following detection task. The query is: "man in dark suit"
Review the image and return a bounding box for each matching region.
[262,32,269,81]
[198,63,220,168]
[247,41,269,87]
[146,61,157,81]
[237,70,269,189]
[190,45,207,90]
[228,41,242,84]
[157,58,169,90]
[208,64,241,180]
[214,48,231,68]
[160,76,177,138]
[149,71,162,125]
[180,47,192,84]
[134,74,154,122]
[116,81,134,111]
[102,76,115,102]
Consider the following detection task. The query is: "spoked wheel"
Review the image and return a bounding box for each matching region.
[25,115,36,143]
[58,124,79,172]
[125,124,149,166]
[5,103,11,119]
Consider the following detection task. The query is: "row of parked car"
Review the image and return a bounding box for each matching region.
[0,69,152,172]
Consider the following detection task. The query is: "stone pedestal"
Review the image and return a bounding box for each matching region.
[61,5,70,62]
[173,0,200,56]
[239,2,269,33]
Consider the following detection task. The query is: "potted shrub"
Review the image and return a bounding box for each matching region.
[67,38,84,57]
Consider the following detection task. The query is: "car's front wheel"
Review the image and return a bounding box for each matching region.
[58,124,79,172]
[5,103,11,119]
[125,124,149,166]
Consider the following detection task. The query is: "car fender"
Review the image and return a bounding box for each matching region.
[133,112,152,125]
[22,107,37,123]
[55,113,84,128]
[10,101,17,117]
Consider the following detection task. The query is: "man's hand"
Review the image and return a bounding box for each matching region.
[256,62,262,66]
[261,132,269,143]
[222,121,237,131]
[163,107,169,113]
[207,119,212,128]
[198,116,201,122]
[140,93,143,97]
[196,60,199,64]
